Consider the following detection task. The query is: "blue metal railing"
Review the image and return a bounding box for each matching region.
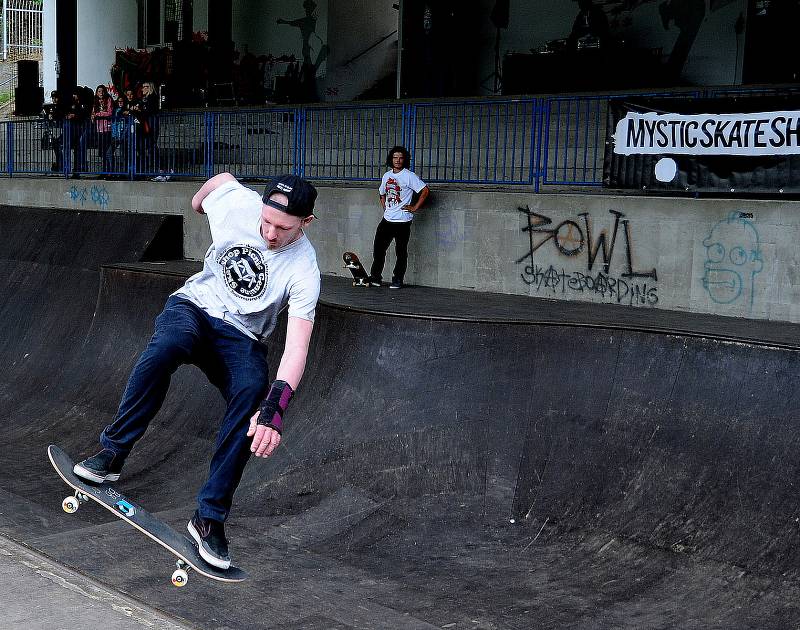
[1,85,795,188]
[303,103,403,181]
[409,99,540,185]
[540,90,703,187]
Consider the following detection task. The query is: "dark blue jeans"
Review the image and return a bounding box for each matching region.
[370,218,412,283]
[100,296,270,522]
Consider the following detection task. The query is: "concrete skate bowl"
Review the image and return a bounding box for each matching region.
[1,205,800,629]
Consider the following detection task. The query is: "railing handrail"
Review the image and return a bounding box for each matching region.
[2,84,799,187]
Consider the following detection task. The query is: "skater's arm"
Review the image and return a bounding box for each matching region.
[191,172,237,214]
[275,316,314,389]
[379,194,386,210]
[248,316,314,458]
[406,185,429,214]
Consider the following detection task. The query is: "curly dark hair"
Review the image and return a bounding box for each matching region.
[385,145,410,169]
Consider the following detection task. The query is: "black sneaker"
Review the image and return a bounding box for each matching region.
[389,279,403,289]
[369,278,382,287]
[73,448,125,483]
[188,512,231,570]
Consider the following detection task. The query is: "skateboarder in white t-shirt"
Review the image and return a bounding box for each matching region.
[369,146,430,289]
[73,172,321,570]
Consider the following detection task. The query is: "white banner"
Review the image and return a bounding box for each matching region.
[613,111,800,156]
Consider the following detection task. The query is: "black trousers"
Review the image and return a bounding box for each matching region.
[370,218,412,282]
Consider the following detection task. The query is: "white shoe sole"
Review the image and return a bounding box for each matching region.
[187,521,231,570]
[73,463,120,483]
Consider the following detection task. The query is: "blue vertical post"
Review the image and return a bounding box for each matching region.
[204,111,215,179]
[127,116,135,180]
[63,120,72,178]
[401,103,408,149]
[532,98,544,193]
[294,107,305,177]
[5,121,12,176]
[406,104,416,170]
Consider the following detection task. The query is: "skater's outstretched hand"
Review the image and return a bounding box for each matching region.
[248,411,281,458]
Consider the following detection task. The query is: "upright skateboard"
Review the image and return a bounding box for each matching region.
[343,251,371,286]
[48,444,247,587]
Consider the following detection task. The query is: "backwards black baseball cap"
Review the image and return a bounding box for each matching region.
[262,174,318,218]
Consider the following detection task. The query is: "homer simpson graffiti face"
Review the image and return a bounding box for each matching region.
[702,213,763,307]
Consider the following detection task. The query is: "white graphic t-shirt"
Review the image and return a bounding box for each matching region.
[174,180,320,342]
[379,168,427,223]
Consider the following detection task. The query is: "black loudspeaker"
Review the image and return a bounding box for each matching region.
[14,86,44,116]
[17,59,39,89]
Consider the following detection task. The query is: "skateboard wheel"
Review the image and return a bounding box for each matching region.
[171,568,188,587]
[62,496,79,513]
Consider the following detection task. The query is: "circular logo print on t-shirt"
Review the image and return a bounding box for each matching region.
[218,244,268,300]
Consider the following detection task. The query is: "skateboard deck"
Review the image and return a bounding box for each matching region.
[48,444,247,586]
[343,251,370,286]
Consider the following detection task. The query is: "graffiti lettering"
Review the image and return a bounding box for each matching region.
[67,185,110,210]
[521,263,658,307]
[517,206,657,280]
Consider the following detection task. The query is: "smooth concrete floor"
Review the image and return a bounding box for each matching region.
[0,533,194,630]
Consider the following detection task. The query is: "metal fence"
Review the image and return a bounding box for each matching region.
[303,103,403,180]
[2,0,42,61]
[2,85,796,188]
[539,90,703,187]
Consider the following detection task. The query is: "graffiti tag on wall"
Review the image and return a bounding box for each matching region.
[522,264,658,306]
[701,212,762,308]
[67,185,110,209]
[516,206,658,306]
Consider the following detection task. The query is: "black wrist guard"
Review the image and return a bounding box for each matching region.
[257,380,294,434]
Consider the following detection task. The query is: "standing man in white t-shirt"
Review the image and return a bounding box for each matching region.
[369,145,430,289]
[73,172,321,570]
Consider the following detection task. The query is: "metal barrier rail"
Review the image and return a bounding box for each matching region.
[705,86,800,99]
[2,0,42,61]
[409,99,539,185]
[540,91,702,187]
[1,85,795,187]
[303,103,404,181]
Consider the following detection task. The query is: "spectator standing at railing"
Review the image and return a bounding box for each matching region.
[369,146,430,289]
[65,87,91,177]
[109,94,129,175]
[124,87,137,107]
[91,85,114,174]
[41,90,65,172]
[131,82,160,174]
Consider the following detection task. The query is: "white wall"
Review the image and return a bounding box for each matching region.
[76,0,138,88]
[324,0,397,101]
[232,0,328,74]
[42,0,56,96]
[617,0,746,86]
